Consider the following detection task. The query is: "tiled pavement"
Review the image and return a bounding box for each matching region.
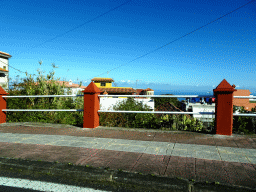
[0,123,256,189]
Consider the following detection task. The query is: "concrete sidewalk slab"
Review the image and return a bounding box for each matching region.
[0,122,256,191]
[1,132,255,164]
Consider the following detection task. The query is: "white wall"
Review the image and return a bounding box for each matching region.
[99,97,154,111]
[249,95,256,101]
[63,88,84,101]
[0,57,9,91]
[192,104,215,122]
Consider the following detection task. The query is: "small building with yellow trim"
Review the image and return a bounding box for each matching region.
[91,77,154,98]
[91,77,154,110]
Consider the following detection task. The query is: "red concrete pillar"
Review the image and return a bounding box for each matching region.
[0,86,9,124]
[213,79,237,135]
[82,82,103,128]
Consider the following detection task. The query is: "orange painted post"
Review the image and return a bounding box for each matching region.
[0,86,9,124]
[213,79,237,136]
[82,82,103,128]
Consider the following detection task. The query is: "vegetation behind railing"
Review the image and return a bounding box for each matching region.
[5,62,205,132]
[209,106,256,135]
[232,106,256,134]
[6,61,84,127]
[99,97,204,133]
[5,61,256,135]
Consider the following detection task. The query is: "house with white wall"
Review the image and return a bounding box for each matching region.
[186,102,215,123]
[0,51,11,93]
[233,89,256,111]
[91,77,155,111]
[10,75,155,110]
[33,79,86,102]
[13,79,86,102]
[183,96,216,123]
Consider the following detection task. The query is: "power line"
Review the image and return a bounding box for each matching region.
[3,0,256,87]
[1,0,132,79]
[85,0,256,82]
[25,0,132,52]
[0,59,36,86]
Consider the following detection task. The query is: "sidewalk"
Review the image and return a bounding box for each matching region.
[0,122,256,191]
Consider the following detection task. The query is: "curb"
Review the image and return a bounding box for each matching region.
[0,157,255,192]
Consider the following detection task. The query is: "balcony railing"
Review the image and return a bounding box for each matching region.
[0,79,256,136]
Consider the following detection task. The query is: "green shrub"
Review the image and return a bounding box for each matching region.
[152,94,182,110]
[6,61,84,127]
[182,115,203,132]
[5,61,206,133]
[99,97,161,129]
[99,97,204,132]
[209,106,256,135]
[233,106,256,134]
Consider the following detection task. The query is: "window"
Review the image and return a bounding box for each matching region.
[101,82,106,86]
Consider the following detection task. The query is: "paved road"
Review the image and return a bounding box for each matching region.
[0,176,109,192]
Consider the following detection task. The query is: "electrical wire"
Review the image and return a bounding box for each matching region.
[26,0,132,53]
[1,0,255,86]
[0,0,132,76]
[85,0,256,82]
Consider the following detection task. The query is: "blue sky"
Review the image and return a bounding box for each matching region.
[1,0,256,94]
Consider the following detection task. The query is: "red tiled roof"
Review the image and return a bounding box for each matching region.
[233,89,256,111]
[99,88,136,93]
[15,80,86,89]
[91,78,114,82]
[0,67,8,72]
[136,89,144,95]
[35,80,87,89]
[233,89,251,96]
[0,51,12,58]
[144,88,154,91]
[136,88,154,95]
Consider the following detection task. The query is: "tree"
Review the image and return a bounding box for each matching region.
[99,96,203,132]
[99,97,161,129]
[152,94,182,110]
[233,106,256,134]
[6,61,84,127]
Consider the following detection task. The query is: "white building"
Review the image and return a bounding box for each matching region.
[99,97,154,111]
[12,79,86,102]
[186,103,215,123]
[0,51,11,93]
[249,95,256,102]
[38,79,86,102]
[184,98,215,123]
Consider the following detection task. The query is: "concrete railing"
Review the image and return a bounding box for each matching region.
[0,79,256,136]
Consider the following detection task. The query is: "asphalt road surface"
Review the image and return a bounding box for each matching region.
[0,176,109,192]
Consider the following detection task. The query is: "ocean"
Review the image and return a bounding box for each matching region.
[153,90,256,102]
[153,90,214,102]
